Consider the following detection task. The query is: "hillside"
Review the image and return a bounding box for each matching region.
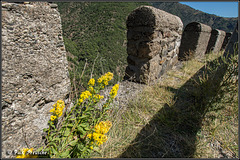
[151,2,237,32]
[57,2,150,93]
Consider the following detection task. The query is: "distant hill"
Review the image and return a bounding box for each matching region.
[151,2,237,33]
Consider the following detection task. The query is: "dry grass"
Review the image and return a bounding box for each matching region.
[90,51,238,158]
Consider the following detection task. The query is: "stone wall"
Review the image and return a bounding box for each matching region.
[221,32,232,50]
[178,22,212,60]
[206,29,226,54]
[2,2,71,158]
[124,6,183,84]
[224,23,238,58]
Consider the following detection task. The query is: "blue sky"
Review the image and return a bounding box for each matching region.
[179,2,238,18]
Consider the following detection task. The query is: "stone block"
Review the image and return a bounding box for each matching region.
[206,29,226,54]
[2,2,70,158]
[221,32,232,50]
[137,41,161,58]
[224,23,238,58]
[125,6,183,84]
[179,22,212,60]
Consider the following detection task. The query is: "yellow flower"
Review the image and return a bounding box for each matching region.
[88,121,112,146]
[110,84,119,99]
[50,100,65,119]
[104,81,108,86]
[90,146,93,150]
[50,115,57,121]
[80,90,92,100]
[89,86,94,92]
[49,108,55,113]
[97,72,113,86]
[57,99,64,104]
[78,90,92,104]
[93,94,104,102]
[88,78,95,86]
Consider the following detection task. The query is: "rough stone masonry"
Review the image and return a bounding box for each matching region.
[124,6,183,84]
[223,23,238,58]
[2,2,71,158]
[178,22,212,60]
[221,32,232,50]
[206,29,226,54]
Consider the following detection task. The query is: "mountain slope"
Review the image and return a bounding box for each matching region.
[151,2,237,32]
[57,2,150,92]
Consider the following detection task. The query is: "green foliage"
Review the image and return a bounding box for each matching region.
[36,73,119,158]
[57,2,150,94]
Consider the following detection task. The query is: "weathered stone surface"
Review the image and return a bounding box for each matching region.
[179,22,212,60]
[206,29,226,54]
[221,32,232,50]
[127,6,183,34]
[224,23,238,58]
[2,2,71,158]
[125,6,183,84]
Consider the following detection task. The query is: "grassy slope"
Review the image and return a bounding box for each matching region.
[56,3,238,157]
[57,2,150,93]
[93,51,238,158]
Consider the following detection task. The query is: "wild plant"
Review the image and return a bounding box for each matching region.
[16,72,119,158]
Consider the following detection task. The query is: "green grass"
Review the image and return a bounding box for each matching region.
[90,51,238,158]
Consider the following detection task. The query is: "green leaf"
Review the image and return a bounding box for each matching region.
[51,132,57,137]
[93,146,101,154]
[80,122,90,131]
[79,123,87,128]
[51,147,59,155]
[77,143,84,151]
[67,123,74,128]
[52,137,61,143]
[50,122,56,129]
[77,126,86,135]
[79,114,88,119]
[43,128,48,132]
[59,150,70,158]
[44,147,50,152]
[35,146,44,152]
[69,139,78,147]
[48,142,57,148]
[64,128,71,137]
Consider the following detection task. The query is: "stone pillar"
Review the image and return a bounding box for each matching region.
[2,2,71,158]
[124,6,183,84]
[178,22,212,60]
[221,32,232,50]
[206,29,226,54]
[224,23,238,58]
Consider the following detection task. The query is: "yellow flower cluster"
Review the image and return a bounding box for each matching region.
[16,148,37,158]
[50,100,65,121]
[88,78,95,86]
[78,90,92,104]
[93,94,104,103]
[87,121,112,146]
[110,84,119,99]
[95,121,112,134]
[98,72,113,87]
[89,86,94,92]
